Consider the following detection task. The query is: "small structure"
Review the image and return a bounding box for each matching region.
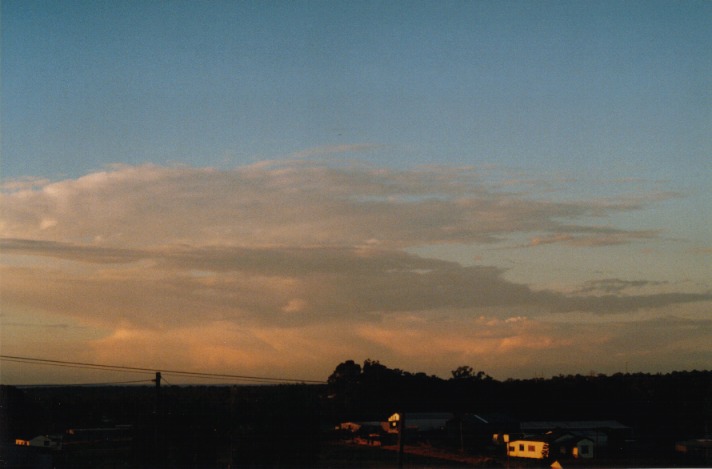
[15,435,62,450]
[507,431,595,461]
[334,421,384,445]
[519,420,630,456]
[507,436,550,459]
[387,412,453,434]
[552,434,594,459]
[335,421,365,433]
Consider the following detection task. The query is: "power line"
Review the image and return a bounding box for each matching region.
[16,379,155,388]
[1,356,156,376]
[0,354,326,384]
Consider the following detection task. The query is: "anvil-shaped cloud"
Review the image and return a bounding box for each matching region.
[1,162,710,381]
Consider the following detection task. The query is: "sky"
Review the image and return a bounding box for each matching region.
[1,0,711,384]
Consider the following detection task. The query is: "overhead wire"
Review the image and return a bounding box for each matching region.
[15,379,155,388]
[0,354,326,384]
[1,356,156,376]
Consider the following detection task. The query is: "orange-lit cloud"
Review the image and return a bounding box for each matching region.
[529,230,658,247]
[0,161,674,249]
[1,162,710,382]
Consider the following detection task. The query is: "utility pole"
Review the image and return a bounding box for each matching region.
[459,416,464,453]
[229,385,236,469]
[155,371,162,413]
[154,371,163,468]
[397,412,406,469]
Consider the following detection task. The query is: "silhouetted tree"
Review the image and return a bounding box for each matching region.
[450,366,491,381]
[327,360,362,419]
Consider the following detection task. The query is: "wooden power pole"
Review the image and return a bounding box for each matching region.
[154,371,163,468]
[154,371,162,414]
[397,412,406,469]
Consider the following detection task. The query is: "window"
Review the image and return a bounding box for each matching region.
[509,445,515,453]
[528,445,536,452]
[519,444,524,451]
[580,445,589,454]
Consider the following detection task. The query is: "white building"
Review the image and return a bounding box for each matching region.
[507,436,550,459]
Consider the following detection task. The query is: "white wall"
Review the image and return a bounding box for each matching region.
[508,440,548,459]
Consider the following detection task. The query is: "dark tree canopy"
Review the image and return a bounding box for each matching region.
[451,365,491,381]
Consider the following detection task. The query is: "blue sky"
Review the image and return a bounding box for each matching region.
[1,1,711,383]
[4,1,710,181]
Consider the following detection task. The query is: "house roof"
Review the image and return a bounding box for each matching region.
[520,420,629,431]
[388,412,453,422]
[511,435,551,443]
[461,412,519,425]
[512,430,598,445]
[554,434,594,445]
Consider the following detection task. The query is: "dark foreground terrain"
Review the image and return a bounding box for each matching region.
[2,362,711,468]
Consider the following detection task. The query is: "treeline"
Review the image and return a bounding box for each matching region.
[2,361,712,467]
[327,360,712,442]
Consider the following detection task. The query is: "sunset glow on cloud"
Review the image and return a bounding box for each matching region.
[1,162,710,382]
[2,1,710,383]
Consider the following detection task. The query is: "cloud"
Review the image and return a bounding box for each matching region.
[525,223,661,247]
[0,161,671,249]
[2,321,72,329]
[575,278,668,295]
[1,162,709,381]
[0,238,145,264]
[2,238,710,334]
[0,176,52,193]
[690,246,712,255]
[1,162,707,326]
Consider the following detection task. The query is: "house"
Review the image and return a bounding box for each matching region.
[386,412,453,434]
[552,434,594,459]
[506,431,594,460]
[507,436,550,459]
[15,434,62,450]
[519,420,631,455]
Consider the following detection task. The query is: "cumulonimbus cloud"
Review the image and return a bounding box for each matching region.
[0,160,673,248]
[1,161,709,380]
